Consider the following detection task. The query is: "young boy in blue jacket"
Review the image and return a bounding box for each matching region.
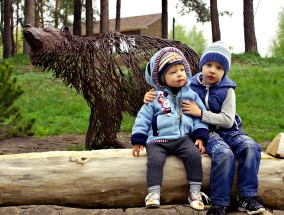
[131,47,209,210]
[144,41,265,215]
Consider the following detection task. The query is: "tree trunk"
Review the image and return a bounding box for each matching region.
[115,0,121,32]
[0,0,3,46]
[10,1,15,56]
[1,0,4,25]
[161,0,168,39]
[210,0,220,42]
[34,0,39,27]
[73,0,82,36]
[100,0,109,34]
[15,0,20,53]
[86,0,94,37]
[23,0,35,54]
[40,0,44,28]
[0,150,283,209]
[54,0,60,28]
[243,0,258,53]
[3,0,12,58]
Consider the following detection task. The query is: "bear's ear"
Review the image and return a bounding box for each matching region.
[60,26,73,37]
[61,26,70,33]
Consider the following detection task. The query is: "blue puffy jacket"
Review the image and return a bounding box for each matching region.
[131,47,209,146]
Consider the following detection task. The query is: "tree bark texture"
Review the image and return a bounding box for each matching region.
[115,0,121,32]
[210,0,220,42]
[54,0,60,28]
[10,1,15,55]
[162,0,168,39]
[3,0,12,58]
[0,150,283,209]
[23,0,35,54]
[100,0,109,34]
[86,0,94,37]
[73,0,82,36]
[243,0,258,52]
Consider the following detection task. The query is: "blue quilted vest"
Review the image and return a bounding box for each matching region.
[190,73,242,135]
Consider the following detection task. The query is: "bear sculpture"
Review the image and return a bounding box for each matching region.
[23,25,200,149]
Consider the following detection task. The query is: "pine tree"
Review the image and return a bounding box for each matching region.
[0,62,35,139]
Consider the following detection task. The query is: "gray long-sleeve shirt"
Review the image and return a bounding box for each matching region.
[201,87,236,129]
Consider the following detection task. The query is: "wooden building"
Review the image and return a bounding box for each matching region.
[82,13,162,37]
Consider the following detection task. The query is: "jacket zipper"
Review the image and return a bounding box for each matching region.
[167,88,182,138]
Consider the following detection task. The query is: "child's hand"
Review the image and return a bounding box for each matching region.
[195,139,205,154]
[182,101,202,117]
[132,144,144,157]
[144,88,156,104]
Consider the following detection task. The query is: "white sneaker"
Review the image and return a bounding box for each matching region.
[188,191,209,210]
[145,192,160,208]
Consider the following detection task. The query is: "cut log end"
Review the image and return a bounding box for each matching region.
[266,133,284,158]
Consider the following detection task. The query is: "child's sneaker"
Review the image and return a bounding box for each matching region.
[145,192,160,208]
[188,191,208,210]
[238,196,265,214]
[206,206,226,215]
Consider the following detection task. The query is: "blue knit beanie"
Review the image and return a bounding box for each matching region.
[199,41,231,74]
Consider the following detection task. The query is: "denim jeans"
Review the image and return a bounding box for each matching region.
[205,132,261,206]
[205,133,235,207]
[221,131,262,197]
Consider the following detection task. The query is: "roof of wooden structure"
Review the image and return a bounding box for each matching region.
[82,13,162,35]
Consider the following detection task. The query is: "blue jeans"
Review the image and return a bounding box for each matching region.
[205,133,235,207]
[205,132,261,207]
[221,131,262,197]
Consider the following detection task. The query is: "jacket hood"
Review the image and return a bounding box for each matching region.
[145,47,192,88]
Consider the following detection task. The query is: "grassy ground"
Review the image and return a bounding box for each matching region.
[4,53,284,147]
[230,54,284,145]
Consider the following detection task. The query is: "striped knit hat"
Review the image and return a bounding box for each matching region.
[199,41,231,74]
[158,52,184,85]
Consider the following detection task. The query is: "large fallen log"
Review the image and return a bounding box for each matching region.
[0,145,283,210]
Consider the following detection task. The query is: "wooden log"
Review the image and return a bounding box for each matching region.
[0,149,283,209]
[266,133,284,158]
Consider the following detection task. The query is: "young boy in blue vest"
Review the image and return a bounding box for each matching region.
[144,41,265,215]
[131,47,209,210]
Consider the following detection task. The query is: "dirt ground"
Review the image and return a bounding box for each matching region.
[0,133,270,155]
[0,132,131,155]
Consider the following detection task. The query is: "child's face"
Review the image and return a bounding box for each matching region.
[164,63,187,87]
[201,61,225,85]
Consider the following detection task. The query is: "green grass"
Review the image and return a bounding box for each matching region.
[8,55,89,137]
[15,71,90,137]
[5,53,284,145]
[230,55,284,142]
[64,144,86,151]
